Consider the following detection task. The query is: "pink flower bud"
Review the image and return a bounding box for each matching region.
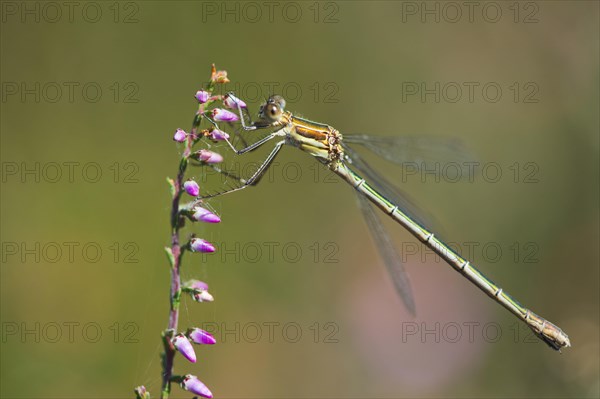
[181,375,213,398]
[190,238,215,253]
[223,93,247,109]
[193,206,221,223]
[195,90,209,103]
[212,108,238,122]
[193,290,214,302]
[188,279,209,291]
[195,149,223,164]
[183,180,200,197]
[188,328,217,345]
[209,129,229,141]
[172,333,196,363]
[173,128,187,142]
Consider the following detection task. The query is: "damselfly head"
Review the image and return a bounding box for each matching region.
[258,95,286,122]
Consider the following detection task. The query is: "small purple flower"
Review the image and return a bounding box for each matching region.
[193,290,214,302]
[190,238,215,253]
[195,90,209,104]
[186,279,213,302]
[223,93,247,109]
[188,279,209,291]
[188,327,217,345]
[181,374,213,398]
[173,128,187,142]
[172,333,196,363]
[193,206,221,223]
[212,108,238,122]
[195,149,224,164]
[183,180,200,197]
[209,128,229,141]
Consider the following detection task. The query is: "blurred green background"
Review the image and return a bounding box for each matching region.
[1,1,598,398]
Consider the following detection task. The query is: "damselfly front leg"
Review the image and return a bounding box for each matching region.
[209,93,290,153]
[196,95,292,199]
[198,140,287,200]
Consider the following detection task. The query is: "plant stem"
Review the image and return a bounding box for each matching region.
[161,128,196,399]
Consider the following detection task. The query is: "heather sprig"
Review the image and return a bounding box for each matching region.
[135,64,232,399]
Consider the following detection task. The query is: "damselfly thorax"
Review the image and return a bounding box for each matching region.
[258,95,344,168]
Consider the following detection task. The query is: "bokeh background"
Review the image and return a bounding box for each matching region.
[1,1,598,398]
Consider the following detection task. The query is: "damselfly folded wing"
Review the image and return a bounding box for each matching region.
[355,191,417,315]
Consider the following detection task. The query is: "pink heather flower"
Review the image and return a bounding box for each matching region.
[195,90,209,103]
[188,328,217,345]
[209,128,229,141]
[172,334,196,363]
[190,238,215,253]
[195,149,223,164]
[173,128,187,142]
[188,279,209,291]
[186,279,213,302]
[212,108,238,122]
[193,290,214,302]
[183,180,200,197]
[193,206,221,223]
[223,93,247,109]
[181,374,213,398]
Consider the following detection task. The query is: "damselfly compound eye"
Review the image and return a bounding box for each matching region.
[260,102,282,122]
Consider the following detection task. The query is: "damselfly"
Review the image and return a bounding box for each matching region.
[198,94,571,351]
